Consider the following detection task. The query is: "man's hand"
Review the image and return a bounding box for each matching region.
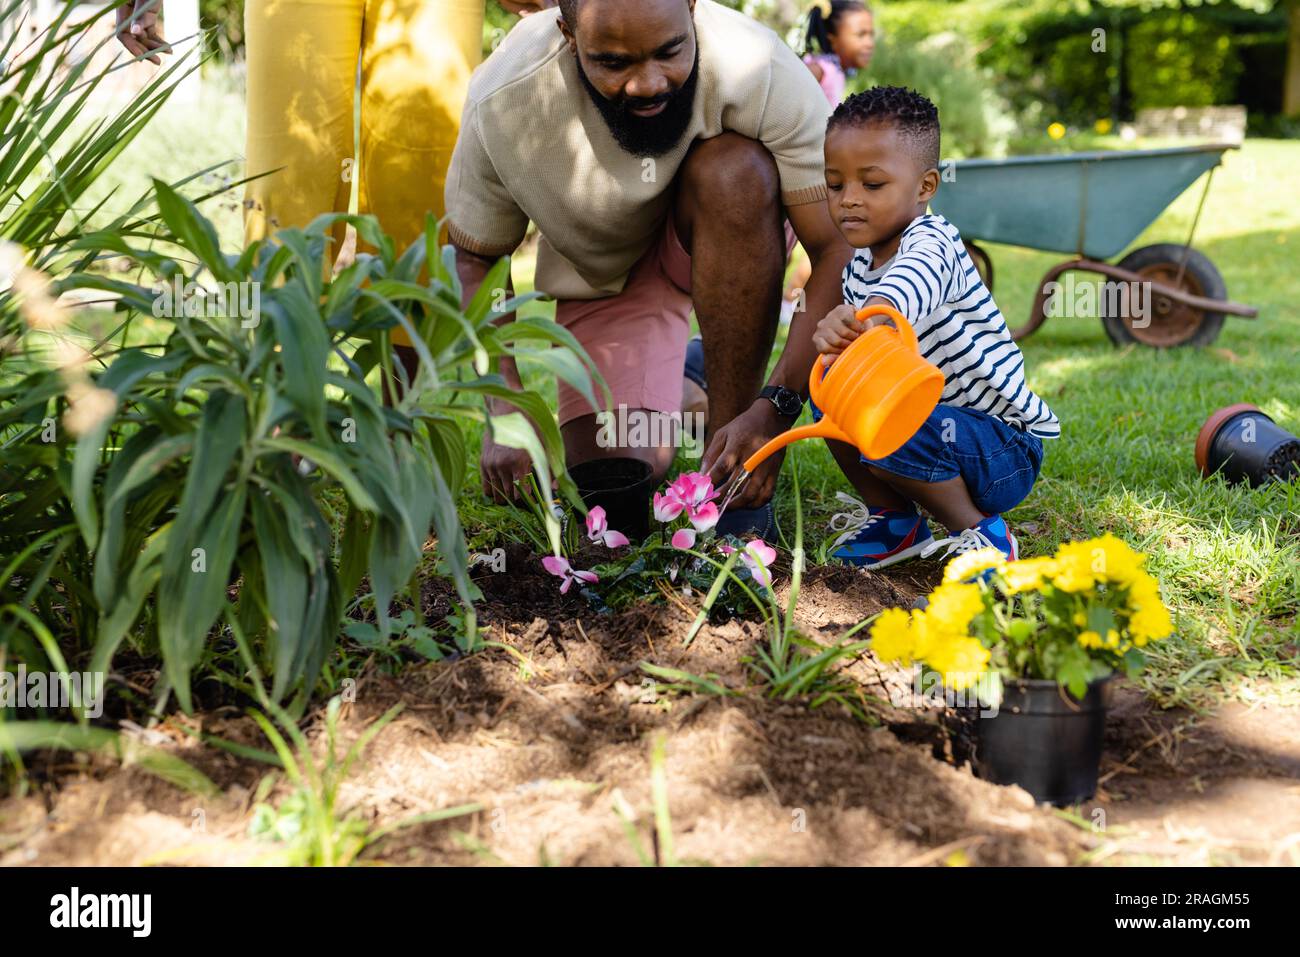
[700,401,787,510]
[480,427,533,503]
[115,0,170,65]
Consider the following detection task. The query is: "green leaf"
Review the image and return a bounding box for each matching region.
[91,529,167,679]
[488,412,562,555]
[258,437,379,512]
[151,178,238,284]
[336,504,373,613]
[249,491,310,702]
[94,429,192,609]
[517,345,603,413]
[264,288,331,440]
[464,255,511,329]
[157,392,248,712]
[0,721,218,798]
[425,414,467,501]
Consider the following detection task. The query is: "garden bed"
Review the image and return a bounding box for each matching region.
[4,549,1295,867]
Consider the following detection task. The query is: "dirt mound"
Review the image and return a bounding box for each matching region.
[2,554,1295,866]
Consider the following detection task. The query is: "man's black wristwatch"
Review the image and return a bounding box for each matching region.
[758,385,803,419]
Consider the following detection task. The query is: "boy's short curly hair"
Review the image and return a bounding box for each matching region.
[828,85,941,171]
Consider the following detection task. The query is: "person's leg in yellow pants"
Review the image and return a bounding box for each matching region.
[244,0,483,279]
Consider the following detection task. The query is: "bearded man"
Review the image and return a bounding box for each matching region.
[445,0,851,533]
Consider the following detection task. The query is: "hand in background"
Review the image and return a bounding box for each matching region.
[114,0,170,65]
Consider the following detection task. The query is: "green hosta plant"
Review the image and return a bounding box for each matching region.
[46,179,598,711]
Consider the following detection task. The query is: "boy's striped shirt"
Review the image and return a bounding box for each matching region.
[840,213,1061,439]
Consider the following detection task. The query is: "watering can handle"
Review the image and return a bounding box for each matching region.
[855,303,919,352]
[807,303,920,402]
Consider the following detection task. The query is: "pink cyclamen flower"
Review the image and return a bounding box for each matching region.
[653,491,685,523]
[666,471,720,532]
[585,506,629,548]
[723,539,777,589]
[669,471,716,510]
[541,555,599,594]
[670,528,697,550]
[688,500,719,532]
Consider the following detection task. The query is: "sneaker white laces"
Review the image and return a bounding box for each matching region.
[827,492,882,549]
[921,525,995,561]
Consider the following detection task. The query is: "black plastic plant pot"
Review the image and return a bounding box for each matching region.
[973,676,1114,807]
[569,457,655,541]
[1195,404,1300,488]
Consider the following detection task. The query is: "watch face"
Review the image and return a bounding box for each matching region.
[774,388,802,417]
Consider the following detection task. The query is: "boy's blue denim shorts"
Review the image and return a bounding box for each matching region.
[810,400,1045,515]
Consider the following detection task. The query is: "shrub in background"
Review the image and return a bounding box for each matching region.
[854,30,1014,158]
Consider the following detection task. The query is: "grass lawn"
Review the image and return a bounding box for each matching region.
[466,138,1300,712]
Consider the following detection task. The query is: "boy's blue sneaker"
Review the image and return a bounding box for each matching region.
[921,514,1019,564]
[827,493,935,569]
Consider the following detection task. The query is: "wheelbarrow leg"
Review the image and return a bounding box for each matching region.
[1170,168,1217,290]
[1013,260,1078,342]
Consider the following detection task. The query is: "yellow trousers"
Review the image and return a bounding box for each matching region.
[244,0,483,261]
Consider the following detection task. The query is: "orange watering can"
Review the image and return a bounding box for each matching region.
[742,304,945,473]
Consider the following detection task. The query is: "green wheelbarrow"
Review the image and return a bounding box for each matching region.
[929,143,1258,348]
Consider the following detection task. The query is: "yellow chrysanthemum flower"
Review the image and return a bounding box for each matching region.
[869,607,914,665]
[1093,534,1145,585]
[1078,629,1102,649]
[942,547,1006,584]
[1052,540,1107,592]
[1055,534,1145,588]
[924,581,985,636]
[1126,572,1164,607]
[908,608,939,662]
[1051,560,1096,593]
[927,635,991,690]
[1001,557,1057,594]
[1130,604,1173,644]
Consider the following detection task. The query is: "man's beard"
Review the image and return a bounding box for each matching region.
[576,48,700,158]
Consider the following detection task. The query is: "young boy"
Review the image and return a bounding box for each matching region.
[810,86,1059,567]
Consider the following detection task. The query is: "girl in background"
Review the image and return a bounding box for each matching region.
[802,0,876,106]
[784,0,876,309]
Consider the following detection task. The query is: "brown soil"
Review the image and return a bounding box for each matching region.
[2,549,1297,866]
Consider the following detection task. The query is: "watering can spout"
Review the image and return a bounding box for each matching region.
[742,419,853,473]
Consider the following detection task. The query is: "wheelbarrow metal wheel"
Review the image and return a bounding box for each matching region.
[1101,243,1227,348]
[963,240,994,293]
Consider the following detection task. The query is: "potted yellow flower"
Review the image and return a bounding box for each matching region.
[869,534,1174,806]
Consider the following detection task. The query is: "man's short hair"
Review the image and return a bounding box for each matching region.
[828,85,940,171]
[559,0,690,32]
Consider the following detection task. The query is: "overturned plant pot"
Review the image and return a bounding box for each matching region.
[569,457,655,541]
[1195,403,1300,488]
[972,676,1114,807]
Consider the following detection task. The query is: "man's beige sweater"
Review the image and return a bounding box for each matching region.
[445,0,831,301]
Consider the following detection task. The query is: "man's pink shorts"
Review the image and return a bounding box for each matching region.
[554,216,796,426]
